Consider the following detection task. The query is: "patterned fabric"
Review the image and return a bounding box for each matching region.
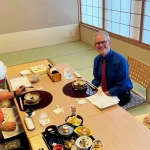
[123,91,147,109]
[0,139,22,150]
[0,132,29,150]
[0,100,15,108]
[0,85,15,108]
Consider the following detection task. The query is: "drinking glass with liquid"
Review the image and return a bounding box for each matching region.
[63,68,73,79]
[39,112,50,126]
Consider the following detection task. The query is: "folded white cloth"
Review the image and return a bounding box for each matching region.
[1,106,24,139]
[20,70,31,76]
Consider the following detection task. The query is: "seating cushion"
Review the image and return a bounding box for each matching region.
[0,132,29,150]
[0,139,22,150]
[0,99,15,108]
[123,91,147,110]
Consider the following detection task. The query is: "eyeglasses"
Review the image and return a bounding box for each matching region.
[95,40,108,46]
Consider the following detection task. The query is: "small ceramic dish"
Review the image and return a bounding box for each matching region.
[58,124,74,138]
[53,144,64,150]
[71,145,78,150]
[76,136,92,150]
[72,80,87,91]
[26,108,34,117]
[74,126,92,136]
[30,74,39,83]
[90,140,104,150]
[64,137,76,149]
[49,138,60,146]
[65,115,83,127]
[46,125,58,135]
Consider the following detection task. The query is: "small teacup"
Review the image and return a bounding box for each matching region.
[62,125,69,130]
[26,108,34,117]
[30,74,39,83]
[53,144,63,150]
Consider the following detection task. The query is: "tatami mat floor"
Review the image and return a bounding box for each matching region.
[0,41,149,116]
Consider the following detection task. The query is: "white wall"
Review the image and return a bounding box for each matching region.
[80,25,150,65]
[0,24,80,54]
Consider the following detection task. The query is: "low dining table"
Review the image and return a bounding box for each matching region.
[6,59,150,150]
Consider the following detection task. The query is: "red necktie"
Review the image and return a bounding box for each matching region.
[101,58,107,92]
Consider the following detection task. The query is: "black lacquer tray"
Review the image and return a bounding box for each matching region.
[42,124,95,150]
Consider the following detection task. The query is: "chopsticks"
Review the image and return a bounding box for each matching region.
[86,81,98,90]
[26,86,34,88]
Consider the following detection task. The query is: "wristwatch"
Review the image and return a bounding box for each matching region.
[13,91,17,97]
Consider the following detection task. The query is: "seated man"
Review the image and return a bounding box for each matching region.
[0,85,25,132]
[92,30,133,106]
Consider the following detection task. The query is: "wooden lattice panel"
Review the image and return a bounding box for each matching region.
[128,56,150,88]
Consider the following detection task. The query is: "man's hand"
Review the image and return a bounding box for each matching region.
[15,85,26,96]
[143,115,150,126]
[104,91,111,96]
[0,122,16,131]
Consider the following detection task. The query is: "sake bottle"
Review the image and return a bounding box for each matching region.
[48,64,58,74]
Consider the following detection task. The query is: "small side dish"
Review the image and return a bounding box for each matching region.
[58,124,74,137]
[90,140,104,150]
[64,136,76,149]
[74,126,92,136]
[67,115,82,126]
[72,80,87,90]
[76,136,92,149]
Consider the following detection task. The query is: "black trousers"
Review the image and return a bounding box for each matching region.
[117,91,131,106]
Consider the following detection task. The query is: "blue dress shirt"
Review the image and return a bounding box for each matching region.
[92,49,133,96]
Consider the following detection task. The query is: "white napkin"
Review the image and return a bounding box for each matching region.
[77,99,87,105]
[53,106,64,114]
[20,70,31,76]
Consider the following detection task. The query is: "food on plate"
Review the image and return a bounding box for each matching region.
[72,80,87,90]
[91,140,104,150]
[67,116,82,126]
[24,92,40,105]
[70,139,75,145]
[73,80,86,86]
[64,138,75,149]
[76,136,92,149]
[61,125,70,133]
[74,126,92,136]
[58,124,74,136]
[71,145,77,150]
[65,141,72,149]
